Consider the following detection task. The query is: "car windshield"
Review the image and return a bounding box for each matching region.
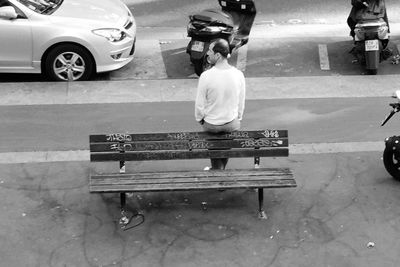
[15,0,63,14]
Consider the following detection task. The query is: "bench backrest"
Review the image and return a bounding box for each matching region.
[89,130,288,162]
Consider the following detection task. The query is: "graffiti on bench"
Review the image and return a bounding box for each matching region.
[167,132,201,140]
[261,130,279,138]
[106,134,132,142]
[240,139,283,148]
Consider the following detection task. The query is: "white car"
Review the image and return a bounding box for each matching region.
[0,0,136,81]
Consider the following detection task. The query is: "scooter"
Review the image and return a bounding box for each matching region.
[381,90,400,180]
[351,2,390,75]
[186,0,256,76]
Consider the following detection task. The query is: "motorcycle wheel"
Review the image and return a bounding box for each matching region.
[383,146,400,181]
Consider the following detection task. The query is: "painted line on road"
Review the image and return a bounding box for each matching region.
[290,141,383,155]
[0,141,384,164]
[318,44,330,70]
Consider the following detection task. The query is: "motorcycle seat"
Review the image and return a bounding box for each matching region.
[191,9,234,28]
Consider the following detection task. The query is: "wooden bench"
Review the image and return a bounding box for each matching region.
[89,130,296,226]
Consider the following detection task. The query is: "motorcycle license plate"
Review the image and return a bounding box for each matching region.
[365,40,379,51]
[191,41,204,52]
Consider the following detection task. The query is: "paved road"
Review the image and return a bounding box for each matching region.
[2,24,400,82]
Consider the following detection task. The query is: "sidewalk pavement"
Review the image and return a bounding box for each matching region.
[2,151,399,267]
[0,75,399,106]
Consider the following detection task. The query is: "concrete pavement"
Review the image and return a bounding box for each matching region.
[1,75,400,106]
[2,152,399,267]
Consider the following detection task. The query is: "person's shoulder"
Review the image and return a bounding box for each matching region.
[199,67,216,77]
[230,66,245,77]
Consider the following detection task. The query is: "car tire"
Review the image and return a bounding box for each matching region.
[45,44,94,81]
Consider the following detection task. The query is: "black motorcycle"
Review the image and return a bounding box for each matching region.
[381,91,400,180]
[349,1,390,75]
[186,0,256,76]
[353,18,390,75]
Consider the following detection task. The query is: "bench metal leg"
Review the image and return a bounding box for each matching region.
[119,193,130,226]
[120,192,126,212]
[258,188,267,219]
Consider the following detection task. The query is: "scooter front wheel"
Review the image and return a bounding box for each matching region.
[383,147,400,181]
[367,69,378,75]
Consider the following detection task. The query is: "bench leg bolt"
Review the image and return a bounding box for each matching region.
[119,210,130,226]
[258,210,268,220]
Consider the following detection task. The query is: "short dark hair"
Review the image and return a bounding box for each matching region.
[212,39,230,58]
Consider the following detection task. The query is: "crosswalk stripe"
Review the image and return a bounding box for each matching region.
[318,44,330,70]
[0,141,384,164]
[236,44,248,72]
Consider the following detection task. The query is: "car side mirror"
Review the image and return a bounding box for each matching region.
[0,6,18,20]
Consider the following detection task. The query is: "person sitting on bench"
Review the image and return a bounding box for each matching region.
[194,38,246,170]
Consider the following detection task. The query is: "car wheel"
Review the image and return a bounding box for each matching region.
[45,44,94,81]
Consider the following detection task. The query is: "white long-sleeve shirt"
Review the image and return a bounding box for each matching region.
[195,66,246,125]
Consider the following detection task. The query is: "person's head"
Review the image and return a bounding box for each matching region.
[206,38,230,65]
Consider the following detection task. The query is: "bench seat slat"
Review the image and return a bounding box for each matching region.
[91,168,293,180]
[92,173,294,185]
[90,180,296,192]
[91,148,289,162]
[90,168,296,192]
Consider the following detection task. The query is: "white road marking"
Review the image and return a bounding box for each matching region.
[290,141,383,154]
[0,141,384,164]
[318,44,330,70]
[236,44,248,72]
[171,50,187,55]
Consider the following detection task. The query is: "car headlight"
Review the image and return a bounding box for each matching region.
[92,28,126,42]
